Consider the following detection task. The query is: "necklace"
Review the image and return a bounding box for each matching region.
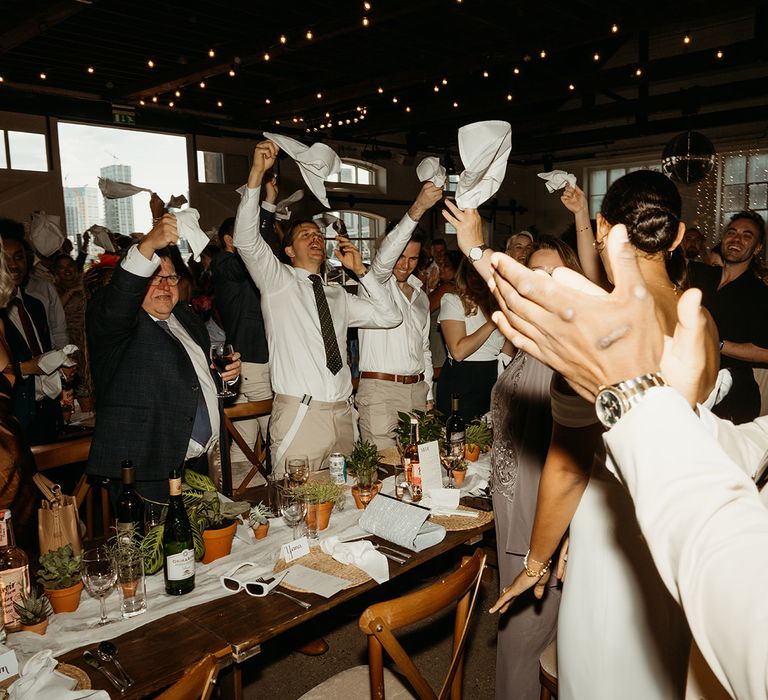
[645,279,682,295]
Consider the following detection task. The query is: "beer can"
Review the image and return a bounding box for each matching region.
[328,453,347,484]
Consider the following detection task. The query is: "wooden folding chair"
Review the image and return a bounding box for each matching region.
[300,548,487,700]
[155,653,221,700]
[221,398,273,498]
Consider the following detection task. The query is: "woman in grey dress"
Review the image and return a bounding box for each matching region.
[490,237,582,700]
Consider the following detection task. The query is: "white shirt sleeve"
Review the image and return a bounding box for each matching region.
[348,271,402,329]
[604,387,768,700]
[698,405,768,481]
[369,214,418,284]
[122,244,160,276]
[422,301,434,400]
[437,293,464,323]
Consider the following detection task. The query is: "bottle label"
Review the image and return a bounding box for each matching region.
[169,478,182,497]
[0,566,30,629]
[166,549,195,581]
[0,520,6,548]
[411,462,423,500]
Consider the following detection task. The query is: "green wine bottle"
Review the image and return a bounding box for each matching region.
[163,469,195,595]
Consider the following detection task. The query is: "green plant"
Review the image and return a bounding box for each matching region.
[106,523,143,563]
[14,589,53,626]
[293,480,344,508]
[451,459,469,472]
[248,502,273,527]
[465,419,493,452]
[347,439,381,486]
[37,545,82,590]
[183,470,250,530]
[396,409,444,447]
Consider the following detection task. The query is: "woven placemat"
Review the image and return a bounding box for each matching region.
[378,446,402,466]
[429,505,494,531]
[273,549,371,592]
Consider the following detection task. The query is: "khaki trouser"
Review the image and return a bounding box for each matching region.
[270,394,355,476]
[355,378,429,449]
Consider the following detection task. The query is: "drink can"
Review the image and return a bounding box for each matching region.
[328,453,346,484]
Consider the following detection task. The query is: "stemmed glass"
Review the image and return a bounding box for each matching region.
[210,342,236,398]
[279,488,308,540]
[82,547,117,626]
[286,457,310,488]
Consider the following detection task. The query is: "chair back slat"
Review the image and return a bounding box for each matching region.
[222,399,273,496]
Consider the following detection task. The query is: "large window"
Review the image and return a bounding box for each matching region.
[0,130,48,171]
[327,160,376,186]
[317,210,384,265]
[586,162,662,215]
[720,151,768,228]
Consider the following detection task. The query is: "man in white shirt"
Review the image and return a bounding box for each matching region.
[357,182,443,448]
[234,141,403,474]
[487,222,768,699]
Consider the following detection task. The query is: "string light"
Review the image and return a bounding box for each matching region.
[169,101,175,107]
[208,49,215,57]
[483,70,489,78]
[406,106,411,112]
[634,67,643,77]
[568,83,575,90]
[452,101,459,108]
[716,49,724,59]
[275,119,281,124]
[175,89,181,97]
[280,34,287,44]
[354,117,359,122]
[293,117,299,123]
[338,120,343,125]
[320,124,325,129]
[139,99,145,105]
[217,100,223,107]
[377,86,384,93]
[228,68,236,76]
[39,72,46,80]
[364,1,371,9]
[433,85,440,92]
[593,52,600,61]
[0,76,4,83]
[265,98,271,104]
[316,92,322,99]
[683,33,691,45]
[360,114,365,119]
[611,23,619,33]
[539,50,547,59]
[513,67,520,75]
[345,119,351,124]
[362,16,369,26]
[87,66,94,74]
[506,93,512,101]
[199,81,206,88]
[392,96,398,103]
[306,30,313,40]
[325,111,330,117]
[147,59,155,68]
[152,96,157,103]
[263,52,270,61]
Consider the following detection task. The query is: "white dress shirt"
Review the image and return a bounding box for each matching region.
[357,214,433,400]
[26,271,69,349]
[122,246,220,458]
[604,387,768,700]
[233,186,402,402]
[438,293,505,361]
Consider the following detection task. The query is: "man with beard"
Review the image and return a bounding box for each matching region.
[689,211,768,423]
[681,226,707,262]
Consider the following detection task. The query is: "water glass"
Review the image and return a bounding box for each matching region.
[303,496,318,541]
[117,555,147,618]
[279,488,308,540]
[394,466,411,502]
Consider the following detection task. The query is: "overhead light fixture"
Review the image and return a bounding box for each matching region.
[147,59,155,68]
[593,52,600,61]
[228,68,236,76]
[87,66,94,74]
[306,30,313,40]
[611,23,619,33]
[208,49,215,57]
[280,35,287,44]
[199,81,206,88]
[483,70,489,78]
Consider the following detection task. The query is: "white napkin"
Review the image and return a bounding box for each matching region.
[97,177,152,199]
[262,132,341,208]
[537,170,576,193]
[37,344,78,374]
[86,225,115,253]
[416,156,447,188]
[455,121,512,209]
[173,208,209,262]
[29,213,66,257]
[315,212,343,231]
[321,535,389,584]
[9,650,109,699]
[281,563,348,598]
[275,189,305,221]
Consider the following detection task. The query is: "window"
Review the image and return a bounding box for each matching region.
[720,151,768,228]
[0,130,48,171]
[196,151,249,184]
[327,160,376,186]
[586,162,662,214]
[316,210,384,265]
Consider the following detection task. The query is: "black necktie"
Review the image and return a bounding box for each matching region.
[156,319,213,446]
[308,274,343,375]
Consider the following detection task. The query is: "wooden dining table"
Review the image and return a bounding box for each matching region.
[58,517,493,699]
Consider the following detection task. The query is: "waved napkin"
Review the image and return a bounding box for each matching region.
[538,170,576,193]
[275,189,305,221]
[173,208,209,262]
[321,535,389,583]
[86,225,115,253]
[9,650,109,699]
[456,121,512,209]
[417,156,447,188]
[37,344,78,375]
[263,132,341,208]
[98,177,152,199]
[30,213,65,257]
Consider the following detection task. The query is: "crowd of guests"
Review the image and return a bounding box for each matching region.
[1,136,767,698]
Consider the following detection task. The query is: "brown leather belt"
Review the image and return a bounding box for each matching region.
[360,371,425,385]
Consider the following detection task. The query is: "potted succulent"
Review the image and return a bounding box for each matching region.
[396,409,444,448]
[465,419,492,462]
[184,470,250,564]
[346,439,383,509]
[450,459,469,486]
[14,589,53,635]
[37,544,83,613]
[293,480,344,531]
[248,502,273,539]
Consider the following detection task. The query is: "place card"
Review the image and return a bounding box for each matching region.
[281,564,348,598]
[280,536,311,563]
[0,645,18,682]
[418,440,443,494]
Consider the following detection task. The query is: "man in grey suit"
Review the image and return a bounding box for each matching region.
[86,214,241,503]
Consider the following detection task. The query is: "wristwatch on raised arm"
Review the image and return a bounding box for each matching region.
[468,244,490,262]
[594,372,667,429]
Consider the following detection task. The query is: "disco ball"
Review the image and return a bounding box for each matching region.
[661,131,716,185]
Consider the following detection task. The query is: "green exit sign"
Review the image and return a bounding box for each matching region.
[112,107,136,126]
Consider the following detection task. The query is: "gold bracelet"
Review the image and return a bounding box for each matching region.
[524,550,551,578]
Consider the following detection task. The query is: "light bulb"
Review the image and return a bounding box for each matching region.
[611,23,618,33]
[364,1,371,9]
[316,92,322,99]
[539,50,547,59]
[506,93,512,101]
[87,66,94,74]
[483,70,489,78]
[716,49,724,59]
[593,52,600,61]
[39,72,47,80]
[263,52,270,61]
[229,68,236,76]
[406,106,411,112]
[275,119,280,125]
[434,85,439,92]
[217,100,223,107]
[513,67,520,75]
[392,96,398,103]
[377,86,383,93]
[635,67,642,76]
[568,83,575,90]
[442,78,448,85]
[169,101,174,107]
[199,81,206,88]
[265,98,271,104]
[152,96,158,102]
[175,90,181,97]
[683,34,691,45]
[362,16,369,26]
[280,35,287,44]
[306,30,313,40]
[147,59,155,68]
[325,111,330,117]
[139,99,145,105]
[208,49,215,57]
[452,101,458,108]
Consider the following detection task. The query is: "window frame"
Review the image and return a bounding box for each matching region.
[317,209,385,266]
[717,150,768,232]
[583,160,662,216]
[325,158,383,194]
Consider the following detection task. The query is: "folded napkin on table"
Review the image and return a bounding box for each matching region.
[321,535,389,583]
[281,564,348,598]
[173,209,210,262]
[9,650,109,700]
[455,120,512,209]
[416,156,447,188]
[537,170,576,193]
[425,488,478,518]
[262,132,341,208]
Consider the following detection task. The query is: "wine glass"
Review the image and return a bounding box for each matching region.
[82,547,117,626]
[210,342,236,398]
[279,489,308,540]
[286,456,310,488]
[440,447,458,489]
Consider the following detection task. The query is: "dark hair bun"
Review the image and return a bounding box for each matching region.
[600,171,682,254]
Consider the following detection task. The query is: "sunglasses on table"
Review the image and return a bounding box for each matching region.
[219,562,287,596]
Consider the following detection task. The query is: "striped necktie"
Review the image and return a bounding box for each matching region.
[308,274,343,375]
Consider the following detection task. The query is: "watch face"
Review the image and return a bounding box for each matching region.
[596,388,624,427]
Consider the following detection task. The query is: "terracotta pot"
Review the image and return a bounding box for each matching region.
[45,580,83,614]
[451,468,467,486]
[201,520,237,564]
[351,481,381,509]
[252,522,270,540]
[465,444,480,462]
[21,618,49,635]
[306,501,334,531]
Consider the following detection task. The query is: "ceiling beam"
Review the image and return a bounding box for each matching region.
[0,0,93,55]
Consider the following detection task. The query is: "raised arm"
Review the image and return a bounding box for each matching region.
[442,199,492,281]
[370,182,443,283]
[560,183,605,287]
[233,141,293,293]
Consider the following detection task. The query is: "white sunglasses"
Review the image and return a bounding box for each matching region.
[219,562,287,597]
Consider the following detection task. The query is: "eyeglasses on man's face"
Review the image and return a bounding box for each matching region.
[149,274,181,287]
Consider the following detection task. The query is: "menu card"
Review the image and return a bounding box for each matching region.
[418,440,443,494]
